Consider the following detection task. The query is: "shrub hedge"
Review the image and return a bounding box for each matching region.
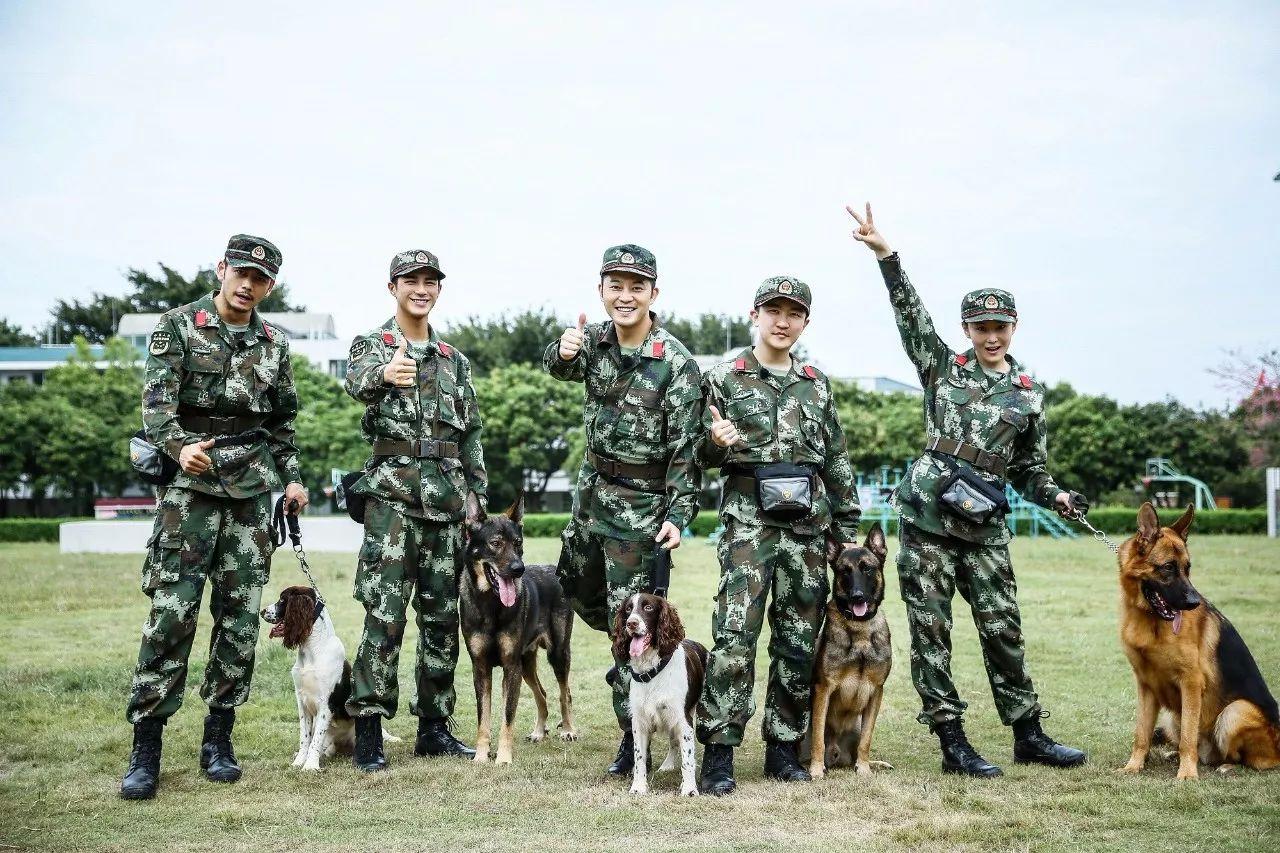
[0,507,1266,544]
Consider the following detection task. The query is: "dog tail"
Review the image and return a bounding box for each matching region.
[1152,710,1174,746]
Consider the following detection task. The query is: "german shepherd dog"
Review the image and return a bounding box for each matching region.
[1117,502,1280,779]
[460,491,576,765]
[801,522,893,778]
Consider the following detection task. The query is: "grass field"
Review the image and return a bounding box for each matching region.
[1,535,1278,852]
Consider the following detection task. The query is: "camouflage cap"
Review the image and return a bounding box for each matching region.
[225,234,282,279]
[600,244,657,280]
[961,288,1017,323]
[390,249,446,281]
[753,276,812,313]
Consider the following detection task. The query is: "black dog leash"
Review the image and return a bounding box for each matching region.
[272,494,325,604]
[650,547,672,599]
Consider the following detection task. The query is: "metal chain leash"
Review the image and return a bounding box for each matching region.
[1065,508,1120,554]
[273,495,325,604]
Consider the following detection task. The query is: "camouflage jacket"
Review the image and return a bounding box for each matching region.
[344,319,486,523]
[694,348,861,542]
[881,253,1063,545]
[542,313,702,541]
[143,292,301,499]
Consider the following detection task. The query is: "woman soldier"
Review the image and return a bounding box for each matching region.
[846,203,1088,777]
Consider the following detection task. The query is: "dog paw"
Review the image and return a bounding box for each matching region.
[1115,761,1143,775]
[868,760,893,771]
[856,762,873,776]
[1176,766,1200,781]
[382,731,403,744]
[558,730,578,742]
[809,764,825,779]
[1215,764,1237,775]
[527,730,545,743]
[494,752,513,766]
[302,760,321,772]
[629,784,649,795]
[472,751,490,764]
[679,785,699,797]
[291,753,307,768]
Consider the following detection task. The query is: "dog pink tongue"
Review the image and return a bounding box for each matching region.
[629,635,650,658]
[496,576,517,608]
[853,602,869,618]
[1173,612,1182,635]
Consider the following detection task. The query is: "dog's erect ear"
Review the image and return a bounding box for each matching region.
[1137,502,1161,546]
[504,489,525,525]
[825,535,842,565]
[1169,503,1194,541]
[465,490,485,529]
[864,522,887,562]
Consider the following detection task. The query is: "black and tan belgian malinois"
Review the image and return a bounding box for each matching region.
[1117,502,1280,780]
[801,522,893,778]
[460,491,576,765]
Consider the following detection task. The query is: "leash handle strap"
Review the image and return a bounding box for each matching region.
[271,494,325,603]
[650,547,672,598]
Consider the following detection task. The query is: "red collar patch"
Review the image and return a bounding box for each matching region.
[437,341,453,357]
[733,357,747,372]
[194,309,209,328]
[261,323,273,342]
[651,341,665,359]
[803,365,818,380]
[381,332,397,346]
[955,354,968,366]
[1018,373,1033,389]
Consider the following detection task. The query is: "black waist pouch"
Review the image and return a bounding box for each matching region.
[938,465,1011,525]
[338,470,367,524]
[753,462,815,521]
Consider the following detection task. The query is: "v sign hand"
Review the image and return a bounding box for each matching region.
[846,203,893,260]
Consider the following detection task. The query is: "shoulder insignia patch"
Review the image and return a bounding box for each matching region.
[149,330,172,356]
[803,365,817,379]
[437,341,453,357]
[733,357,747,371]
[955,354,968,366]
[350,339,371,360]
[381,332,397,346]
[1019,373,1033,389]
[651,341,665,358]
[194,309,209,328]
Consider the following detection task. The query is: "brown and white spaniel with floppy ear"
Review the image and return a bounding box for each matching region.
[260,586,398,770]
[613,593,708,796]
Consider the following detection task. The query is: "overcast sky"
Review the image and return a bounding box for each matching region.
[2,2,1276,407]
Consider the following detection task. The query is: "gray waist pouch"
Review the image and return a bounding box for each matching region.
[938,466,1010,525]
[754,462,814,521]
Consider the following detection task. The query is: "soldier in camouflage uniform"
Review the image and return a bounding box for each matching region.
[343,248,486,770]
[543,244,703,776]
[846,203,1088,776]
[694,276,861,795]
[120,235,308,800]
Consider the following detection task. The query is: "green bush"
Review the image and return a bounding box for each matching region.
[0,518,89,542]
[1077,506,1266,535]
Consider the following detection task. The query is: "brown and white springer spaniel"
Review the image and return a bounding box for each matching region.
[260,586,398,770]
[613,593,708,796]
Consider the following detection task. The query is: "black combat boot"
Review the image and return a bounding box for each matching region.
[764,740,812,782]
[120,718,165,800]
[1013,711,1087,768]
[353,715,388,772]
[414,716,476,758]
[200,708,241,783]
[936,719,1003,777]
[606,727,635,776]
[698,743,737,795]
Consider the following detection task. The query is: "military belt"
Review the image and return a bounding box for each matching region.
[372,438,460,459]
[722,462,818,495]
[925,436,1007,477]
[586,450,667,492]
[178,410,266,435]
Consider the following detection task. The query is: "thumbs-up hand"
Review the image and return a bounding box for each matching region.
[708,404,741,449]
[383,343,417,388]
[559,312,588,361]
[180,438,217,476]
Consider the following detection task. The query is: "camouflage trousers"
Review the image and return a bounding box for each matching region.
[697,519,827,746]
[347,498,462,720]
[126,488,274,723]
[556,518,662,729]
[896,523,1040,728]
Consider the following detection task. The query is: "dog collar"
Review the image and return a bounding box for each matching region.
[629,651,674,684]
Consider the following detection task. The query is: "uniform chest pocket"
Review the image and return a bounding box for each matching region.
[1000,408,1029,432]
[726,392,774,448]
[436,374,466,430]
[798,400,826,447]
[181,349,224,406]
[611,387,665,444]
[248,361,279,411]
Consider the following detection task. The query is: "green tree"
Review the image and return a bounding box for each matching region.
[289,355,367,496]
[473,363,584,510]
[659,313,752,355]
[442,308,564,376]
[0,318,38,347]
[47,263,304,343]
[830,381,925,475]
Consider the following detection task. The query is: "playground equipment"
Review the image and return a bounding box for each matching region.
[1141,457,1217,511]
